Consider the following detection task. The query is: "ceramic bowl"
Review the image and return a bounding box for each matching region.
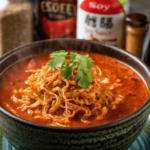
[0,39,150,150]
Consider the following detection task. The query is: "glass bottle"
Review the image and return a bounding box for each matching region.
[76,0,125,49]
[35,0,77,40]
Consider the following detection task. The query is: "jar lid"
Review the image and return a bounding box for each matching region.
[126,13,147,27]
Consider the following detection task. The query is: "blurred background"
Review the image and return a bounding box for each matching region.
[130,0,150,20]
[0,0,150,64]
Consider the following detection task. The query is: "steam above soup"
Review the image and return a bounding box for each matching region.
[0,51,148,127]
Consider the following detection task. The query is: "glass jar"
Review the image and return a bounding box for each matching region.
[0,0,34,56]
[125,13,148,58]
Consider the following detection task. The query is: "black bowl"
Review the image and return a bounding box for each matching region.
[0,39,149,150]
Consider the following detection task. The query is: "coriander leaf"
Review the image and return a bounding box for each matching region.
[72,53,94,88]
[47,50,94,89]
[47,50,68,69]
[75,69,92,89]
[61,65,74,79]
[75,54,94,73]
[70,52,77,63]
[50,50,68,58]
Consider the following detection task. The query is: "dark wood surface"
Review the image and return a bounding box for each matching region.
[130,0,150,20]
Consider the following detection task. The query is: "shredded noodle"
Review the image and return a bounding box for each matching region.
[12,65,124,127]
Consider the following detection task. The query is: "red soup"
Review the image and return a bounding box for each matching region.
[0,52,149,127]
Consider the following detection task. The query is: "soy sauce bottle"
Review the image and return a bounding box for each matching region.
[76,0,125,49]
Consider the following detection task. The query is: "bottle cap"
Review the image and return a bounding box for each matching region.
[126,13,147,27]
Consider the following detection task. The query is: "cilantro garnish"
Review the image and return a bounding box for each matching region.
[47,50,94,89]
[47,50,68,68]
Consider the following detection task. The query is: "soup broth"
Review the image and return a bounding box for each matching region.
[0,52,149,127]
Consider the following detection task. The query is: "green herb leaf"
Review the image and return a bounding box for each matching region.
[75,69,92,88]
[47,50,68,68]
[47,50,94,89]
[74,53,94,73]
[70,52,77,64]
[61,65,74,79]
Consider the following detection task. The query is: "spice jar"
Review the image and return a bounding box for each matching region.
[125,13,148,58]
[0,0,34,56]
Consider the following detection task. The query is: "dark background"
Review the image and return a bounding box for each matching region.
[130,0,150,21]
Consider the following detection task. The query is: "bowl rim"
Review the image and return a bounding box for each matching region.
[0,39,150,132]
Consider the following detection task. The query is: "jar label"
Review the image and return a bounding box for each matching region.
[38,0,77,39]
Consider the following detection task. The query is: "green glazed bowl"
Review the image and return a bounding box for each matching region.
[0,39,149,150]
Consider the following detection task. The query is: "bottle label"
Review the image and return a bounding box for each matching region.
[38,0,77,39]
[77,0,125,48]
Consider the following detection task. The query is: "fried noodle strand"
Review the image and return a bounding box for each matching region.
[12,65,124,126]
